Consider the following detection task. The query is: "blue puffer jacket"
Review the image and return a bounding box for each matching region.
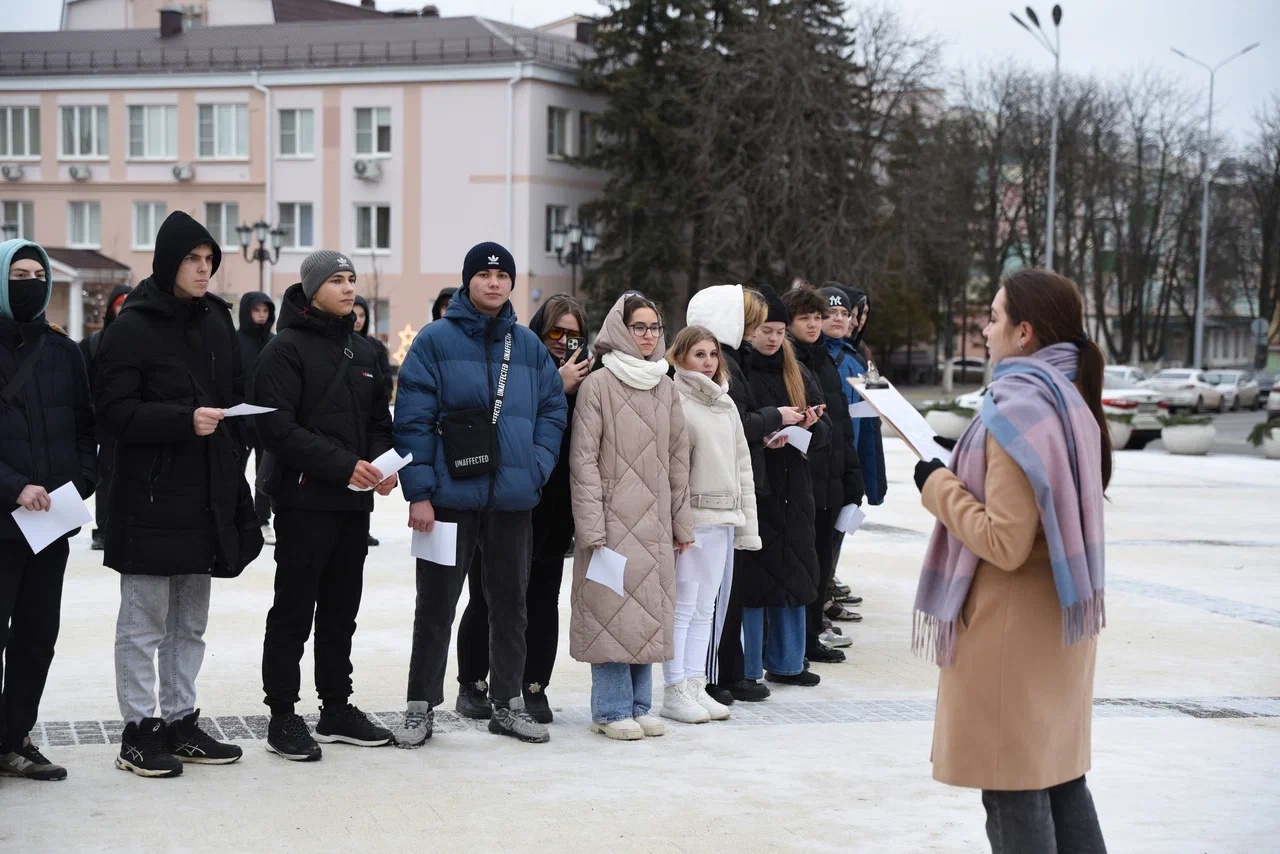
[394,287,566,511]
[824,335,887,505]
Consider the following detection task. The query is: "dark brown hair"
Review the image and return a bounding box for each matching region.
[781,286,825,320]
[537,293,588,344]
[1002,269,1112,489]
[623,294,662,326]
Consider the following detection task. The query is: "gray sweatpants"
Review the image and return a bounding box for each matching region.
[115,574,211,725]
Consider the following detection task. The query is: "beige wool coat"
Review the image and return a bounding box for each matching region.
[568,297,694,665]
[921,434,1097,791]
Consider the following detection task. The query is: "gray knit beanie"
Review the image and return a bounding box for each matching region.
[300,249,356,302]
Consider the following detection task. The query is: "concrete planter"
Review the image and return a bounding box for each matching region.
[1161,424,1215,456]
[1107,420,1133,450]
[1262,432,1280,460]
[925,410,973,441]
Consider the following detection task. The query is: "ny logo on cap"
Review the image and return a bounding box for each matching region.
[487,255,500,265]
[829,295,843,306]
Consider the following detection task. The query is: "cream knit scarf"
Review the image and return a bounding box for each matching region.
[602,351,669,390]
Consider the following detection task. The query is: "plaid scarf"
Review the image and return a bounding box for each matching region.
[913,343,1106,666]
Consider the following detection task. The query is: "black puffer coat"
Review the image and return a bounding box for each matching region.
[252,284,394,513]
[793,337,864,510]
[353,295,394,400]
[94,213,261,577]
[736,346,831,609]
[0,317,97,542]
[526,300,581,559]
[236,291,275,385]
[723,342,782,498]
[79,283,132,385]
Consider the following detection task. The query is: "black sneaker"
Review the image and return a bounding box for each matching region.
[455,679,492,720]
[835,593,864,606]
[728,679,771,702]
[766,670,821,687]
[90,533,105,551]
[166,710,243,764]
[367,534,380,547]
[488,700,550,743]
[314,704,392,747]
[704,682,735,706]
[0,739,67,781]
[266,713,322,762]
[116,719,182,778]
[806,644,846,664]
[523,683,554,724]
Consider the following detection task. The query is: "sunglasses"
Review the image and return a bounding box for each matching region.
[544,325,579,341]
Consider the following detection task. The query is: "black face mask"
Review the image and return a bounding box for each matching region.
[7,279,47,323]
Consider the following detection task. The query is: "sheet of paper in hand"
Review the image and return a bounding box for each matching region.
[847,377,952,465]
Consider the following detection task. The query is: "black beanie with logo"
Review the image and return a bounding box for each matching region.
[462,242,517,289]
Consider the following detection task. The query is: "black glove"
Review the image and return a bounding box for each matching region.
[914,458,947,493]
[933,435,958,451]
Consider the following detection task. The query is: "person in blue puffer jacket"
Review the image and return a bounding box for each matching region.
[391,241,566,748]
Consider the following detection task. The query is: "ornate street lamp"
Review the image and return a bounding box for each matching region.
[237,219,286,294]
[553,223,597,297]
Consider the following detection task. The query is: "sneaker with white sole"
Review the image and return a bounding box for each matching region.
[660,681,710,724]
[685,677,730,721]
[266,713,322,762]
[821,627,852,648]
[313,703,392,747]
[634,714,665,737]
[261,524,276,546]
[591,719,645,740]
[393,702,433,749]
[116,719,182,778]
[488,698,550,743]
[165,709,243,764]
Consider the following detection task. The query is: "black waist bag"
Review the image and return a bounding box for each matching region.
[437,332,512,480]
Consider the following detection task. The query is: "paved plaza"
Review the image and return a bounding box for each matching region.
[2,440,1277,852]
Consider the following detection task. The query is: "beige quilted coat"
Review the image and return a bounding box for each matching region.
[568,296,694,664]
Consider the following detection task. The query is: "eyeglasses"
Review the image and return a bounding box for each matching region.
[628,324,664,338]
[544,325,578,341]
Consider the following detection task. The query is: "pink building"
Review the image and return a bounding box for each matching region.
[0,5,604,362]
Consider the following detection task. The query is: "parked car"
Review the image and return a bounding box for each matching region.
[938,356,988,382]
[955,385,986,411]
[1203,370,1261,410]
[1255,372,1277,407]
[1102,367,1166,449]
[1141,369,1224,413]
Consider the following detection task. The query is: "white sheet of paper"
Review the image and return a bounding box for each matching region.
[221,403,276,417]
[10,482,93,554]
[586,547,628,597]
[765,425,813,455]
[848,378,952,465]
[834,503,867,534]
[347,449,413,492]
[848,401,878,419]
[410,521,458,567]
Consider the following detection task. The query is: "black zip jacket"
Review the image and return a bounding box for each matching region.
[793,336,864,509]
[353,295,394,400]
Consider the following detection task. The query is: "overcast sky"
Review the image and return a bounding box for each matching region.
[4,0,1276,144]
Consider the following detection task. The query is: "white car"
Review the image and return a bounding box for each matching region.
[938,357,987,382]
[1102,367,1166,449]
[955,385,985,412]
[1141,369,1224,414]
[1203,370,1261,411]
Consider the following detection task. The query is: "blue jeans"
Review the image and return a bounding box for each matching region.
[590,662,652,723]
[742,605,806,678]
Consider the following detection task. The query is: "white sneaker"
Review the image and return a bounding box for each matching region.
[590,719,644,740]
[261,524,276,546]
[634,714,665,737]
[660,681,710,724]
[685,677,730,720]
[821,628,852,648]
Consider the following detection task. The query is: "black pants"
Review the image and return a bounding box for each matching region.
[406,508,531,707]
[983,775,1107,853]
[261,509,369,713]
[710,550,747,687]
[0,537,69,751]
[244,432,271,527]
[93,437,115,539]
[806,506,836,647]
[456,547,565,695]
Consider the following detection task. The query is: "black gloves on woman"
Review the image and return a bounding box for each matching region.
[914,458,947,492]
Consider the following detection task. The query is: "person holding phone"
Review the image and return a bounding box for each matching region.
[736,286,830,690]
[454,293,589,724]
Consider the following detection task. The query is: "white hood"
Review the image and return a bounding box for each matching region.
[686,284,744,349]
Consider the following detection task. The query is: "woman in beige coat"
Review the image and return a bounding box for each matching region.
[914,270,1110,853]
[569,294,694,741]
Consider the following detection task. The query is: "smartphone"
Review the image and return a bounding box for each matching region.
[566,336,587,362]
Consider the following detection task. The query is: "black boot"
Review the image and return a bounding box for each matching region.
[523,683,553,724]
[728,679,771,702]
[704,682,735,706]
[455,679,492,720]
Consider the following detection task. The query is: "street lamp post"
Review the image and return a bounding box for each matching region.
[1011,5,1063,271]
[236,219,286,295]
[1171,42,1260,370]
[552,223,598,297]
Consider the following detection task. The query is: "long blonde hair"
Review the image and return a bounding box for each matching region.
[667,325,727,386]
[778,338,807,409]
[742,288,767,342]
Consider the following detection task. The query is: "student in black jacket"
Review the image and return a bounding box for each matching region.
[0,239,96,782]
[236,291,276,541]
[253,250,397,762]
[79,283,131,551]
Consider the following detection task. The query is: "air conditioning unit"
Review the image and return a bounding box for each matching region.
[68,164,92,181]
[172,163,195,181]
[353,159,383,182]
[0,164,24,181]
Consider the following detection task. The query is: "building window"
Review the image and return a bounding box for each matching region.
[204,202,240,248]
[197,104,249,159]
[68,201,102,248]
[278,109,314,157]
[545,204,568,253]
[132,202,167,250]
[355,108,391,156]
[278,202,314,250]
[547,107,569,158]
[127,105,177,160]
[578,112,599,159]
[59,106,108,158]
[0,107,41,159]
[355,204,390,251]
[370,297,390,337]
[1,201,35,240]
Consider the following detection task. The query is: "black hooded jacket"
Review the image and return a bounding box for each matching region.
[793,336,864,510]
[722,342,783,499]
[94,211,261,577]
[236,291,276,383]
[252,283,394,513]
[431,287,457,323]
[525,299,581,558]
[79,283,132,386]
[353,295,394,399]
